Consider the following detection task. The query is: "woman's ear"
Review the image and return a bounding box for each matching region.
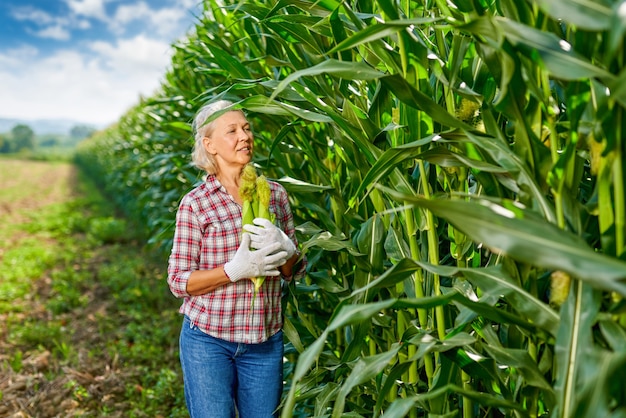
[203,136,216,155]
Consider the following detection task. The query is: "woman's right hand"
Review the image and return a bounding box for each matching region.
[223,233,288,282]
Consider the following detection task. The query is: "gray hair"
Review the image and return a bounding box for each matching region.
[191,100,243,174]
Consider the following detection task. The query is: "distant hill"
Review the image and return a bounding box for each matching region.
[0,117,104,136]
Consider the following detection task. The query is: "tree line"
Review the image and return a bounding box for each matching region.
[0,124,97,153]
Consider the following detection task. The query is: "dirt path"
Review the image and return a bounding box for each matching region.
[0,159,97,418]
[0,159,78,216]
[0,158,181,418]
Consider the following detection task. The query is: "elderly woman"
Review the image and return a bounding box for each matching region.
[167,100,305,418]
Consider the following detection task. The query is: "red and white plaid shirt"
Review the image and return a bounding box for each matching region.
[167,174,305,344]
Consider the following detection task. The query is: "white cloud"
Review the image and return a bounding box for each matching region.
[0,1,201,126]
[90,34,173,74]
[65,0,107,20]
[0,36,175,126]
[108,1,152,35]
[34,25,71,41]
[0,45,38,67]
[110,1,193,38]
[10,7,56,25]
[113,1,152,24]
[77,19,92,30]
[146,7,190,38]
[10,5,76,41]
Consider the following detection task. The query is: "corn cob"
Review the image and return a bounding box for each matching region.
[549,270,571,307]
[238,164,275,307]
[253,173,275,292]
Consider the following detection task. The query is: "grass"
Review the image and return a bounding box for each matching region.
[0,158,187,417]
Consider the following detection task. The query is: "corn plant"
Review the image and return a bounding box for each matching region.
[76,0,626,416]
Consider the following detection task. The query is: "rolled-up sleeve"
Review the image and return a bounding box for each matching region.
[167,196,202,298]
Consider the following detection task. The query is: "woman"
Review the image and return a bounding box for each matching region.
[167,100,305,418]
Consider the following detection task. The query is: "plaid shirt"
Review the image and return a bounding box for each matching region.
[167,174,305,344]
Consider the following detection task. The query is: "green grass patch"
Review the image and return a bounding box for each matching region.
[0,159,186,417]
[0,242,56,313]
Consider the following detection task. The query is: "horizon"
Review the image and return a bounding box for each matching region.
[0,116,106,136]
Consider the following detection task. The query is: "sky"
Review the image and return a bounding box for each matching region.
[0,0,202,129]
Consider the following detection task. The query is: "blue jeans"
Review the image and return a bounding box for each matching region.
[179,316,284,418]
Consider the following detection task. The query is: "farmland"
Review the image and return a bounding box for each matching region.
[0,158,186,417]
[4,0,626,416]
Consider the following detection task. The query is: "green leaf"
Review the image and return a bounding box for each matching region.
[554,282,601,417]
[380,75,474,130]
[382,190,626,295]
[300,231,361,254]
[417,147,510,173]
[496,18,614,81]
[605,68,626,109]
[456,130,556,221]
[350,258,420,298]
[573,350,626,417]
[599,319,626,351]
[310,273,348,293]
[333,344,402,416]
[283,315,305,353]
[206,43,252,79]
[482,345,555,395]
[313,383,341,416]
[284,299,397,416]
[391,293,459,311]
[270,59,386,101]
[448,291,552,336]
[238,96,334,122]
[381,397,421,418]
[264,20,325,54]
[327,299,398,332]
[443,349,508,396]
[406,332,476,354]
[349,135,438,207]
[461,266,559,336]
[163,121,192,132]
[532,0,613,31]
[327,18,438,54]
[411,384,526,412]
[354,213,386,274]
[291,331,329,384]
[275,176,334,193]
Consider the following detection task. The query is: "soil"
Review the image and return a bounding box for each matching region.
[0,159,143,418]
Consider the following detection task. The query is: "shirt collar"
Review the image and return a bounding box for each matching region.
[204,174,223,193]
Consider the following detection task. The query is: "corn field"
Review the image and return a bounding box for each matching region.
[75,0,626,417]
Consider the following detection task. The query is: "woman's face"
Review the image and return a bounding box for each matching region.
[204,110,253,171]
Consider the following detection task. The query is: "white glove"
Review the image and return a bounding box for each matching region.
[244,218,296,259]
[223,233,288,282]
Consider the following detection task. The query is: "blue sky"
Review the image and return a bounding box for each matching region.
[0,0,201,127]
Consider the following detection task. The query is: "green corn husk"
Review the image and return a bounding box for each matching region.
[256,174,271,220]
